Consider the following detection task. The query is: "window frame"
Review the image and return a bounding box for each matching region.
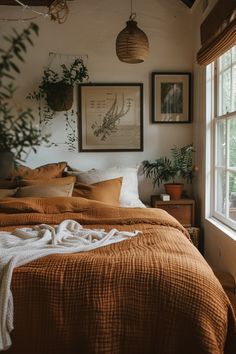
[206,45,236,232]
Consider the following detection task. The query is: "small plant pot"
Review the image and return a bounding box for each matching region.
[164,183,184,200]
[0,151,14,179]
[46,81,73,111]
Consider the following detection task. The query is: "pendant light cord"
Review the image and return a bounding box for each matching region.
[129,0,136,20]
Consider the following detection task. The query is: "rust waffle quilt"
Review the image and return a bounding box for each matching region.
[0,196,235,354]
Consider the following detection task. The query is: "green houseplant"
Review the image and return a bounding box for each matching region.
[30,59,89,112]
[143,144,194,199]
[0,23,50,179]
[28,58,89,151]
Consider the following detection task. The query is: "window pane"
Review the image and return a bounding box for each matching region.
[215,169,226,215]
[229,117,236,167]
[221,69,231,115]
[219,49,231,71]
[206,63,212,81]
[229,172,236,221]
[233,64,236,112]
[233,46,236,63]
[216,120,226,167]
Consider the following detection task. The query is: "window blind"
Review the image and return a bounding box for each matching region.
[197,0,236,65]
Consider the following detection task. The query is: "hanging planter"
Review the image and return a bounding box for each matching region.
[29,58,89,113]
[46,81,73,111]
[28,58,89,151]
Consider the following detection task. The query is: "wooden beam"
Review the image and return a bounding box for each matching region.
[0,0,52,5]
[180,0,196,8]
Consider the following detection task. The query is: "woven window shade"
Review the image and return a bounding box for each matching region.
[197,0,236,65]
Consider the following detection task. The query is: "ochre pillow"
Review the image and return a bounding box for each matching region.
[15,183,74,198]
[0,188,18,198]
[11,162,67,180]
[72,177,123,206]
[20,176,76,187]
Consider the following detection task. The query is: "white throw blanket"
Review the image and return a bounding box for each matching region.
[0,220,140,351]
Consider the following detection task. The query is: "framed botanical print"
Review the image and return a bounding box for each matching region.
[78,83,143,152]
[152,72,191,123]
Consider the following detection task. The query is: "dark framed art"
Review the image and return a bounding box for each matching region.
[78,83,143,152]
[152,72,191,123]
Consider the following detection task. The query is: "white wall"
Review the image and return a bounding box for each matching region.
[192,0,236,278]
[0,0,194,203]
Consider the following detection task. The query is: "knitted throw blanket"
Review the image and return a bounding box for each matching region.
[0,220,139,351]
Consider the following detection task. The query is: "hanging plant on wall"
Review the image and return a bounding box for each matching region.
[28,58,89,151]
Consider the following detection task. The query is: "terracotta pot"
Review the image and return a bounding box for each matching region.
[47,81,73,111]
[164,183,184,200]
[0,151,14,179]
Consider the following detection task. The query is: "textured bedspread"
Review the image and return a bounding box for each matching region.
[0,197,235,354]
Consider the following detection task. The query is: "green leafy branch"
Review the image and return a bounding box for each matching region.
[0,23,51,162]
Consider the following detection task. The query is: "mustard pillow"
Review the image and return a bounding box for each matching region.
[20,176,76,186]
[11,162,67,179]
[0,188,18,198]
[72,177,123,206]
[15,183,74,198]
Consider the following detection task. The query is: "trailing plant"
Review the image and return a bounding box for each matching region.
[28,58,89,151]
[0,23,50,163]
[143,144,195,188]
[30,58,88,100]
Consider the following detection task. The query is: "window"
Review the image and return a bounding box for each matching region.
[206,46,236,231]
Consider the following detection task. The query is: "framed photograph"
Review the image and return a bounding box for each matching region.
[152,72,191,123]
[78,83,143,152]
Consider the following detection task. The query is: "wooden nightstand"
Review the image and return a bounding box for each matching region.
[151,196,195,227]
[151,196,203,252]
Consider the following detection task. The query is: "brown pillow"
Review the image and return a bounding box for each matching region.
[11,162,67,180]
[15,183,74,198]
[20,176,76,186]
[73,177,123,206]
[0,188,18,198]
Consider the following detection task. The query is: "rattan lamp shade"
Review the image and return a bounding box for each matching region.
[116,18,149,63]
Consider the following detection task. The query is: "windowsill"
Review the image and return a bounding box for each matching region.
[205,217,236,241]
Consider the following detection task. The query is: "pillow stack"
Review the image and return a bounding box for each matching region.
[0,162,145,208]
[0,162,73,198]
[68,166,146,208]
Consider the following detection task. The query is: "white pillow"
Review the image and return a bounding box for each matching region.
[68,166,146,208]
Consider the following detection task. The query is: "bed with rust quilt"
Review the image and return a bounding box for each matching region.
[0,196,235,354]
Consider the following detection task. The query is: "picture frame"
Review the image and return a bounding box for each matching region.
[151,72,191,123]
[78,83,143,152]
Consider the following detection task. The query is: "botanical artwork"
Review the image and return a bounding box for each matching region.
[91,94,131,141]
[161,83,183,114]
[152,73,191,123]
[79,84,143,151]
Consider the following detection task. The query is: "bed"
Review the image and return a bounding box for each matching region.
[0,196,235,354]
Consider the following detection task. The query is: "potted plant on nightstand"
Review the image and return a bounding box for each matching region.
[0,23,50,179]
[142,144,195,199]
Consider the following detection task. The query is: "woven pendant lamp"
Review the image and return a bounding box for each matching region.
[116,3,149,64]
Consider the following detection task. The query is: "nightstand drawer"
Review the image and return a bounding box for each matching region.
[151,196,195,227]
